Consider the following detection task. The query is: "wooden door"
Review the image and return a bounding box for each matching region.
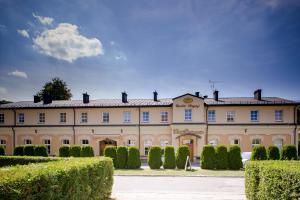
[188,140,194,162]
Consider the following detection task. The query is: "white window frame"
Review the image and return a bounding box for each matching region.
[184,109,192,121]
[127,139,136,147]
[0,139,6,149]
[62,139,70,145]
[160,140,169,148]
[44,139,51,155]
[208,139,218,146]
[81,139,89,145]
[24,139,32,144]
[273,138,283,150]
[226,111,235,122]
[275,110,283,122]
[38,113,45,124]
[123,112,131,123]
[144,139,152,155]
[231,139,240,145]
[208,110,216,122]
[160,111,168,122]
[252,138,261,148]
[250,110,259,122]
[81,112,88,123]
[18,113,24,124]
[60,113,66,123]
[102,112,109,123]
[0,113,4,124]
[142,111,149,123]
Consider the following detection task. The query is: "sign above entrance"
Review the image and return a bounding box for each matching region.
[183,97,193,103]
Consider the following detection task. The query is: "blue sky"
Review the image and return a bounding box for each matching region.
[0,0,300,101]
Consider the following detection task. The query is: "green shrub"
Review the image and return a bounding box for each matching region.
[34,145,48,157]
[24,145,35,156]
[80,145,94,157]
[0,146,5,156]
[148,146,162,169]
[163,145,176,169]
[281,144,297,160]
[267,145,280,160]
[104,145,117,167]
[0,157,114,200]
[215,145,228,169]
[0,156,57,167]
[251,145,267,160]
[59,145,70,157]
[200,145,216,169]
[69,145,81,157]
[13,145,24,156]
[245,161,300,200]
[127,146,141,169]
[116,146,128,169]
[228,145,242,170]
[176,145,190,169]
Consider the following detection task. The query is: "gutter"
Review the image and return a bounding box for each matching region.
[12,109,16,149]
[73,108,76,145]
[138,107,141,150]
[205,106,208,144]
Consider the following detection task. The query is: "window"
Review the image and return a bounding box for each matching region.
[39,113,45,123]
[0,139,6,148]
[275,110,283,122]
[252,138,261,147]
[24,139,32,144]
[250,111,259,122]
[185,109,192,121]
[81,112,88,123]
[208,139,218,146]
[144,140,152,155]
[142,111,149,122]
[60,113,66,123]
[226,111,235,122]
[160,111,168,122]
[81,139,89,145]
[274,138,283,150]
[123,112,131,123]
[44,139,51,155]
[102,112,109,123]
[18,113,24,123]
[208,110,216,122]
[62,139,70,145]
[160,140,169,148]
[0,114,4,124]
[231,139,240,145]
[127,139,136,146]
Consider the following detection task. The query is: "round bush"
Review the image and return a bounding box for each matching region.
[24,145,35,156]
[281,144,297,160]
[13,145,24,156]
[59,145,70,157]
[163,145,176,169]
[176,145,190,169]
[80,146,94,157]
[228,145,242,170]
[148,146,162,169]
[0,146,5,156]
[215,145,228,169]
[69,145,81,157]
[251,145,267,160]
[267,145,280,160]
[116,146,128,169]
[200,145,216,169]
[34,145,48,157]
[127,146,141,169]
[104,145,117,167]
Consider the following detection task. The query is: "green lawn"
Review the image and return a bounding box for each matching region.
[114,167,245,177]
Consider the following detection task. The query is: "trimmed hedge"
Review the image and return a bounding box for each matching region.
[34,145,48,157]
[69,145,81,157]
[281,144,297,160]
[228,145,242,170]
[251,145,267,160]
[59,145,70,157]
[176,145,190,169]
[200,145,216,169]
[267,145,280,160]
[148,146,162,169]
[13,145,24,156]
[24,145,35,156]
[163,145,176,169]
[0,156,57,167]
[0,146,5,156]
[215,145,228,169]
[245,161,300,200]
[104,146,117,167]
[0,157,114,199]
[116,146,128,169]
[81,146,94,157]
[127,146,141,169]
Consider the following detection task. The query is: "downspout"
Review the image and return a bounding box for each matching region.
[73,108,76,145]
[205,105,208,144]
[12,109,16,150]
[294,105,298,153]
[138,107,141,151]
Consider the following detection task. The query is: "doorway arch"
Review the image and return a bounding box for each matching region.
[99,138,117,155]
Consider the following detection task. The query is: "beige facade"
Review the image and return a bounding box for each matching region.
[0,92,299,159]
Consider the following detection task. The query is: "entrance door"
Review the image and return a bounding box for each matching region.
[99,139,117,155]
[183,139,194,161]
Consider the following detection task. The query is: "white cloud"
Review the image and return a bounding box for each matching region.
[114,52,127,61]
[32,13,54,25]
[17,29,29,38]
[33,23,103,62]
[0,86,7,95]
[8,70,28,78]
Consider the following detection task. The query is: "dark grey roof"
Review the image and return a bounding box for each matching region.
[204,97,297,105]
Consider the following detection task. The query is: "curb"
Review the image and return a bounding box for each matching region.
[113,175,245,178]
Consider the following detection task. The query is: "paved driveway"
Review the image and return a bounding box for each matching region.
[112,176,245,200]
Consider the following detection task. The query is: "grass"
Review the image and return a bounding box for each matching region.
[114,167,245,177]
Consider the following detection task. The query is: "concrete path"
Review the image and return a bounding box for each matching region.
[112,176,246,200]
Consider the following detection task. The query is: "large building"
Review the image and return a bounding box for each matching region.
[0,89,299,160]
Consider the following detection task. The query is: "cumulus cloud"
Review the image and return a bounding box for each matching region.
[8,70,28,78]
[0,86,7,95]
[17,29,29,38]
[32,13,54,25]
[33,23,103,62]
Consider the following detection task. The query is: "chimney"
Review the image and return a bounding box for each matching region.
[254,89,262,101]
[195,92,200,97]
[43,94,52,104]
[83,92,90,104]
[122,92,128,103]
[153,91,158,101]
[34,95,41,103]
[203,95,208,99]
[213,90,219,101]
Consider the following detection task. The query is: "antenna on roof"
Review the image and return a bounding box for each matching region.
[209,80,222,92]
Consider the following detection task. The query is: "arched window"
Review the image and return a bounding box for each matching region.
[160,140,169,147]
[252,138,261,148]
[144,139,152,155]
[273,138,283,150]
[208,139,218,146]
